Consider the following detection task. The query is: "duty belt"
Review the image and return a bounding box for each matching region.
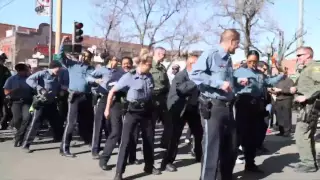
[199,94,231,107]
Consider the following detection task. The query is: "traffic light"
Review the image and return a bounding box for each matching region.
[73,22,84,43]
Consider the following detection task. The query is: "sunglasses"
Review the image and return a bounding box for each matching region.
[247,60,257,64]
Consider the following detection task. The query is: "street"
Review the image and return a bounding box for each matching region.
[1,115,320,180]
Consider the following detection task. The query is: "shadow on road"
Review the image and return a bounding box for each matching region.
[234,153,299,180]
[260,135,295,156]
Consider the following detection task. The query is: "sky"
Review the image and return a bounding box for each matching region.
[0,0,319,62]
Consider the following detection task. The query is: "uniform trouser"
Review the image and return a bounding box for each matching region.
[23,102,64,147]
[1,102,13,129]
[91,96,109,153]
[152,94,170,148]
[235,96,262,166]
[11,101,32,143]
[162,105,203,166]
[295,121,317,167]
[116,109,154,174]
[256,111,268,149]
[57,92,69,124]
[128,124,139,162]
[61,93,94,151]
[98,100,123,162]
[200,100,237,180]
[275,98,293,133]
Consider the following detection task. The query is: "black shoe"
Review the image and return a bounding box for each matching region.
[276,132,284,136]
[99,160,112,171]
[128,159,140,165]
[92,152,99,160]
[283,132,291,137]
[257,146,269,154]
[144,167,161,175]
[59,149,76,158]
[245,164,264,173]
[113,173,123,180]
[22,146,32,153]
[294,164,318,173]
[162,164,177,172]
[14,140,22,147]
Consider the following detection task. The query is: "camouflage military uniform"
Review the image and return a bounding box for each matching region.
[150,60,170,148]
[295,60,320,172]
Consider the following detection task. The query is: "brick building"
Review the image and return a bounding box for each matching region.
[0,23,145,68]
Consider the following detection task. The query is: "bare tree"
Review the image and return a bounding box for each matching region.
[271,28,307,61]
[168,14,202,57]
[123,0,191,49]
[0,0,15,11]
[92,0,128,50]
[214,0,274,56]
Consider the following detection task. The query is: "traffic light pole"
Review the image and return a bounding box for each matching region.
[48,0,53,63]
[54,0,63,54]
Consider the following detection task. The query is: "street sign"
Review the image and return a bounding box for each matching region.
[27,59,38,68]
[35,0,51,16]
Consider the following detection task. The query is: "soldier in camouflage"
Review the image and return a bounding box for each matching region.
[149,47,171,148]
[293,46,319,173]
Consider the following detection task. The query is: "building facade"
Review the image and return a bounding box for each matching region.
[0,23,146,68]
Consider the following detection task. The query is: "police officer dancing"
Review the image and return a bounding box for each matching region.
[104,52,161,180]
[58,36,95,157]
[189,29,241,180]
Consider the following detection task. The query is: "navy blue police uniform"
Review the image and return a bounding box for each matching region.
[57,45,95,157]
[233,66,283,171]
[3,64,33,146]
[87,66,125,158]
[110,69,161,180]
[22,68,64,152]
[189,48,237,180]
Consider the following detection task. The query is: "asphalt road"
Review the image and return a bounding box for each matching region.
[1,113,320,180]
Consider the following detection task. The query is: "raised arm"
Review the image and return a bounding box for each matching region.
[57,36,77,67]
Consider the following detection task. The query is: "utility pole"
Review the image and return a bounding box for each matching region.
[54,0,63,54]
[48,0,53,63]
[297,0,304,48]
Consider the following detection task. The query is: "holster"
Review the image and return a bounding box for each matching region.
[306,100,320,127]
[4,95,12,108]
[128,101,151,112]
[198,95,212,119]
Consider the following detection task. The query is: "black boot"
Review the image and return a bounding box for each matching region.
[59,147,75,158]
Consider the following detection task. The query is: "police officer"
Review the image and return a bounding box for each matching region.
[293,46,319,173]
[161,55,203,172]
[104,56,161,180]
[3,63,33,147]
[87,56,125,159]
[189,29,239,180]
[120,57,140,165]
[0,51,11,130]
[233,50,283,173]
[149,47,171,148]
[58,36,95,157]
[22,61,64,152]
